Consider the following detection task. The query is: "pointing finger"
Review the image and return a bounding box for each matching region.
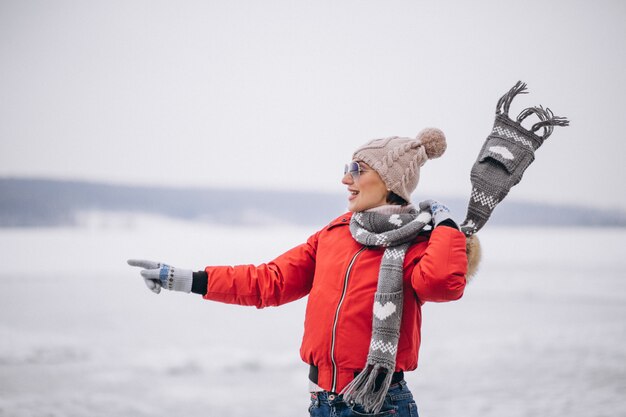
[127,259,161,269]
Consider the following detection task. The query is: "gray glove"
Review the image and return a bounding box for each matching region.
[127,259,193,294]
[460,81,568,236]
[419,199,454,227]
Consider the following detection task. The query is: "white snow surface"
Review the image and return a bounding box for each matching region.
[1,213,625,416]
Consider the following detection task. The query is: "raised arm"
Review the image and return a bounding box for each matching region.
[412,201,468,303]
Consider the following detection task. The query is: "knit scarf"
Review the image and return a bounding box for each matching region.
[341,206,432,413]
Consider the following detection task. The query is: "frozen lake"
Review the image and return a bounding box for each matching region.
[1,214,625,416]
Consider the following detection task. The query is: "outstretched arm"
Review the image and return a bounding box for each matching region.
[202,231,319,308]
[128,231,320,308]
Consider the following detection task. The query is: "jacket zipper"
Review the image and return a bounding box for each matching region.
[330,246,366,392]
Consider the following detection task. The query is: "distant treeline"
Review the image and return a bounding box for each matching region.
[1,178,625,228]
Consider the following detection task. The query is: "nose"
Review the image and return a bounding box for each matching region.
[341,171,353,185]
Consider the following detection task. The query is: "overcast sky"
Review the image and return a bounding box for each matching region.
[1,0,625,210]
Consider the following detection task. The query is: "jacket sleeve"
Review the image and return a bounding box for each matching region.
[203,231,319,308]
[411,225,467,303]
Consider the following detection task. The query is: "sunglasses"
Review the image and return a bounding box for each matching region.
[344,161,370,180]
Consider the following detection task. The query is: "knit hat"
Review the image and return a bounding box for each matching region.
[352,128,447,202]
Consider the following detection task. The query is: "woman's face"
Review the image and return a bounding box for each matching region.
[342,161,389,212]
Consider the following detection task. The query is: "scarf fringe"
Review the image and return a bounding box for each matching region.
[517,105,570,139]
[341,364,394,414]
[495,80,569,141]
[496,80,528,117]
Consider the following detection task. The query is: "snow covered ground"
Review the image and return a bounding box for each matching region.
[1,213,625,417]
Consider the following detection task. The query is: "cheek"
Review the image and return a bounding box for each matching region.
[375,187,388,202]
[361,178,388,202]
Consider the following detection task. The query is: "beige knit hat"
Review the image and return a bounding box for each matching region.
[352,128,447,202]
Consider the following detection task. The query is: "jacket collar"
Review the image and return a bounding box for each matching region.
[326,212,353,230]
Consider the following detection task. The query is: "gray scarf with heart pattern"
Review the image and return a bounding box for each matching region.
[341,207,432,413]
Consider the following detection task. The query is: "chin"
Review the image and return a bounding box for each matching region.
[347,201,360,212]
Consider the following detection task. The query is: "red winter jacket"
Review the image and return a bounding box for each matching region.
[203,212,468,393]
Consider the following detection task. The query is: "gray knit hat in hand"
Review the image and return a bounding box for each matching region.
[460,81,569,236]
[352,128,447,202]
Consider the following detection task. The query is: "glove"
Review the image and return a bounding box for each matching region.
[127,259,193,294]
[419,199,453,227]
[460,81,568,236]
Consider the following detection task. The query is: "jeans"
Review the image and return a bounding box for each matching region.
[308,380,419,417]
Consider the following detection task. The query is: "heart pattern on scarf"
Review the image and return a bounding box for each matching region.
[388,214,403,227]
[373,301,397,320]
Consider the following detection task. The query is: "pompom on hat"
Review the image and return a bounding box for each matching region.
[352,128,446,202]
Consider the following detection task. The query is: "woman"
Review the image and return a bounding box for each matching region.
[129,128,478,416]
